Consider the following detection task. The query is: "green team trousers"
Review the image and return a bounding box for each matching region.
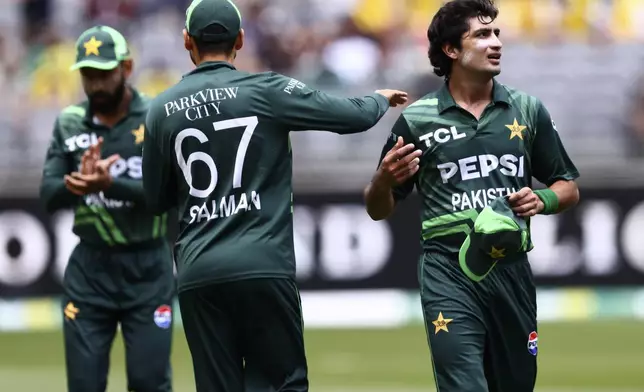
[61,239,175,392]
[420,252,538,392]
[178,277,309,392]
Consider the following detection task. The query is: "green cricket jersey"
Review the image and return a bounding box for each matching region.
[143,61,390,292]
[40,88,168,247]
[379,80,579,257]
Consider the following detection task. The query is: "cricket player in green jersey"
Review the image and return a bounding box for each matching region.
[364,1,580,391]
[39,26,174,392]
[141,1,407,390]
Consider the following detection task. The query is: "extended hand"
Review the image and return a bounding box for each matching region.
[65,154,121,196]
[80,137,104,175]
[375,136,422,188]
[375,89,409,107]
[508,187,544,217]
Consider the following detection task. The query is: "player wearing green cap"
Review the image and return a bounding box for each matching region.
[39,25,174,392]
[364,1,580,391]
[141,0,407,390]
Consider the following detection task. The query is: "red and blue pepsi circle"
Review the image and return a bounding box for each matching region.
[154,305,172,329]
[527,331,538,356]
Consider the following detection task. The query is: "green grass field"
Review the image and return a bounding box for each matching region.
[1,321,642,391]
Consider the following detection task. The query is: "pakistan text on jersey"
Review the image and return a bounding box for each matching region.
[452,187,518,211]
[438,154,525,184]
[85,192,134,209]
[164,87,240,119]
[189,191,261,224]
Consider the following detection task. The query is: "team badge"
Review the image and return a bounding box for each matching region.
[132,124,144,144]
[64,302,79,320]
[83,36,102,56]
[154,305,172,329]
[432,312,453,334]
[527,331,538,356]
[506,118,527,140]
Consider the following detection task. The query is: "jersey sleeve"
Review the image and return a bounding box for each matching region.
[142,102,177,214]
[39,117,80,212]
[530,101,580,186]
[264,73,390,134]
[377,114,417,202]
[104,178,146,204]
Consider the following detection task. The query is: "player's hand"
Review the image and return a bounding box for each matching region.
[65,154,121,195]
[80,137,103,175]
[375,89,409,107]
[94,153,120,177]
[375,136,422,188]
[508,187,544,217]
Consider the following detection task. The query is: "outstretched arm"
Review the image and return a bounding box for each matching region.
[266,73,407,134]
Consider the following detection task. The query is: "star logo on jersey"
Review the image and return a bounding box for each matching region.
[83,36,102,56]
[506,118,527,140]
[132,124,144,144]
[64,302,79,320]
[432,312,453,334]
[488,246,506,259]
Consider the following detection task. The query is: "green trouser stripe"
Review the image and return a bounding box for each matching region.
[418,256,441,392]
[89,206,127,244]
[422,313,442,392]
[421,209,479,240]
[153,216,161,238]
[290,279,305,331]
[152,213,169,238]
[74,217,115,246]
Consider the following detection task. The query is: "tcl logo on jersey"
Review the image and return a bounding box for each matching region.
[437,154,525,183]
[64,133,99,152]
[109,156,142,179]
[419,126,466,147]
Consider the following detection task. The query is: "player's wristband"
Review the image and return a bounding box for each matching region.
[534,189,559,215]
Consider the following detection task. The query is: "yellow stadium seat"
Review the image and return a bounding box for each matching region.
[352,0,395,34]
[29,43,81,107]
[561,0,591,38]
[611,0,641,40]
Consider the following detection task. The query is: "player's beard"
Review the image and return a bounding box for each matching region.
[88,78,126,115]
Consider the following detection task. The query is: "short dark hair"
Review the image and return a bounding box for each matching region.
[193,24,237,57]
[427,0,499,79]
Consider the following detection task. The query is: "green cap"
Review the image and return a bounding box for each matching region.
[70,25,131,71]
[458,196,531,282]
[185,0,242,42]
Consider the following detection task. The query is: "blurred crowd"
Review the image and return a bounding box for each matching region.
[3,0,644,195]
